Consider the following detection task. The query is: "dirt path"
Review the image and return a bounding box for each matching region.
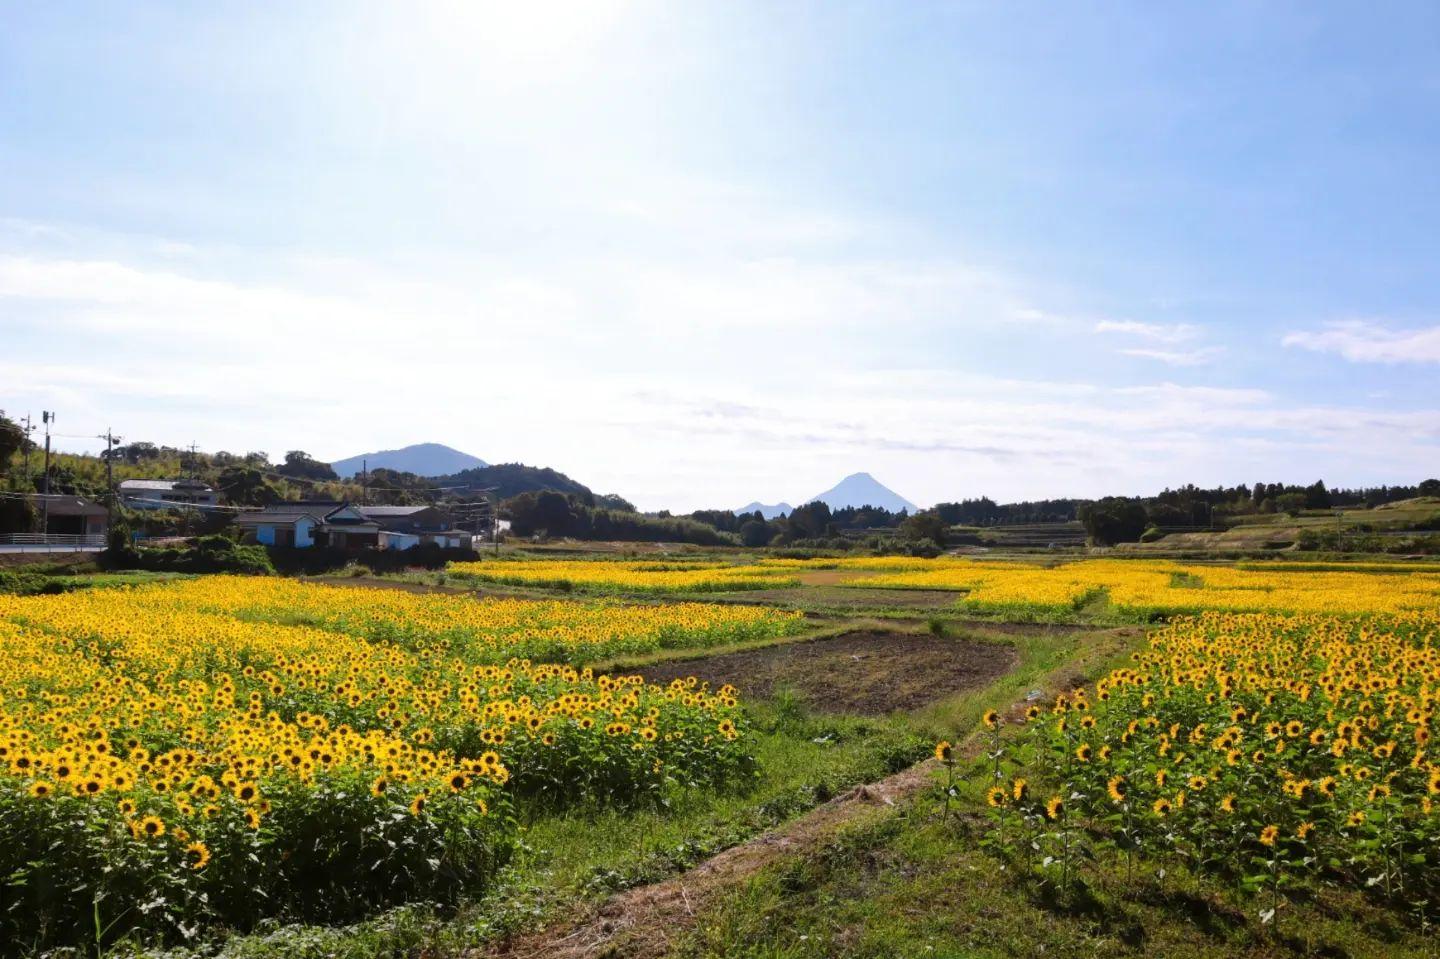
[485,760,937,959]
[483,629,1135,959]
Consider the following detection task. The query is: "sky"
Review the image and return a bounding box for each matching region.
[2,1,1439,512]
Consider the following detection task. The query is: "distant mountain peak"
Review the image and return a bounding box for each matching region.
[734,501,792,520]
[808,473,918,513]
[330,443,487,478]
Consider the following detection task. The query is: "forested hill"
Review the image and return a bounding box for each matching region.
[436,463,593,501]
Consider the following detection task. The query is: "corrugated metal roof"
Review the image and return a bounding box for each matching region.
[235,512,322,525]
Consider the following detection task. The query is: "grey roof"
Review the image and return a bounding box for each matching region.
[119,478,215,492]
[119,479,175,491]
[235,511,323,525]
[41,496,109,517]
[356,505,433,516]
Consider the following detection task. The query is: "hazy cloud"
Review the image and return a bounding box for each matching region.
[1095,320,1199,343]
[1119,346,1224,366]
[1282,321,1440,364]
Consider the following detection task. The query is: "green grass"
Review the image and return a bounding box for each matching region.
[909,625,1139,737]
[675,791,1436,959]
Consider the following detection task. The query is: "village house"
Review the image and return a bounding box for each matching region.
[234,502,471,550]
[39,495,110,541]
[118,478,220,510]
[233,508,326,547]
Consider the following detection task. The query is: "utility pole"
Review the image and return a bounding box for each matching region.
[362,458,368,506]
[102,428,120,531]
[40,411,53,535]
[20,413,33,492]
[491,490,500,555]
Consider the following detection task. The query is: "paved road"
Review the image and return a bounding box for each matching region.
[0,545,104,554]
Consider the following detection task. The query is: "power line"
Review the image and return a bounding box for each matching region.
[122,496,262,512]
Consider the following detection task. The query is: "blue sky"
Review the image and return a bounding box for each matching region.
[2,1,1438,511]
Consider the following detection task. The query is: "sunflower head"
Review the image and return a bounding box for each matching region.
[185,841,212,870]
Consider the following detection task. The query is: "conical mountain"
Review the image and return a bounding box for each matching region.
[807,472,918,512]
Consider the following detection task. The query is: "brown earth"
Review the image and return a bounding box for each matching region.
[635,630,1018,715]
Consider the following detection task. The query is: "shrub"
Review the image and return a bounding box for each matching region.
[0,569,69,596]
[102,535,276,575]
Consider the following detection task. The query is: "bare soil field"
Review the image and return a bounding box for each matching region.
[636,630,1017,715]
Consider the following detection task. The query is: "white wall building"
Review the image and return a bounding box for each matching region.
[118,479,220,511]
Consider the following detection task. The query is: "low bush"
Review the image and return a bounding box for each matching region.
[103,534,276,575]
[0,569,70,595]
[265,544,478,575]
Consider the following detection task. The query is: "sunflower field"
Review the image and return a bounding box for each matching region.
[0,577,805,663]
[968,610,1440,927]
[845,558,1440,618]
[0,580,770,950]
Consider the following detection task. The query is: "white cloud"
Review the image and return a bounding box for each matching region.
[4,245,1436,512]
[1282,320,1440,364]
[1119,346,1224,366]
[1095,319,1199,343]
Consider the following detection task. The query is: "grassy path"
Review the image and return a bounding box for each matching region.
[482,627,1139,958]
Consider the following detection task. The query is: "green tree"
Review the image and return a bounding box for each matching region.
[275,451,338,482]
[739,519,774,547]
[595,493,636,512]
[217,466,281,507]
[1078,497,1148,546]
[785,501,832,540]
[1276,491,1308,516]
[898,511,948,546]
[0,496,35,534]
[0,410,26,468]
